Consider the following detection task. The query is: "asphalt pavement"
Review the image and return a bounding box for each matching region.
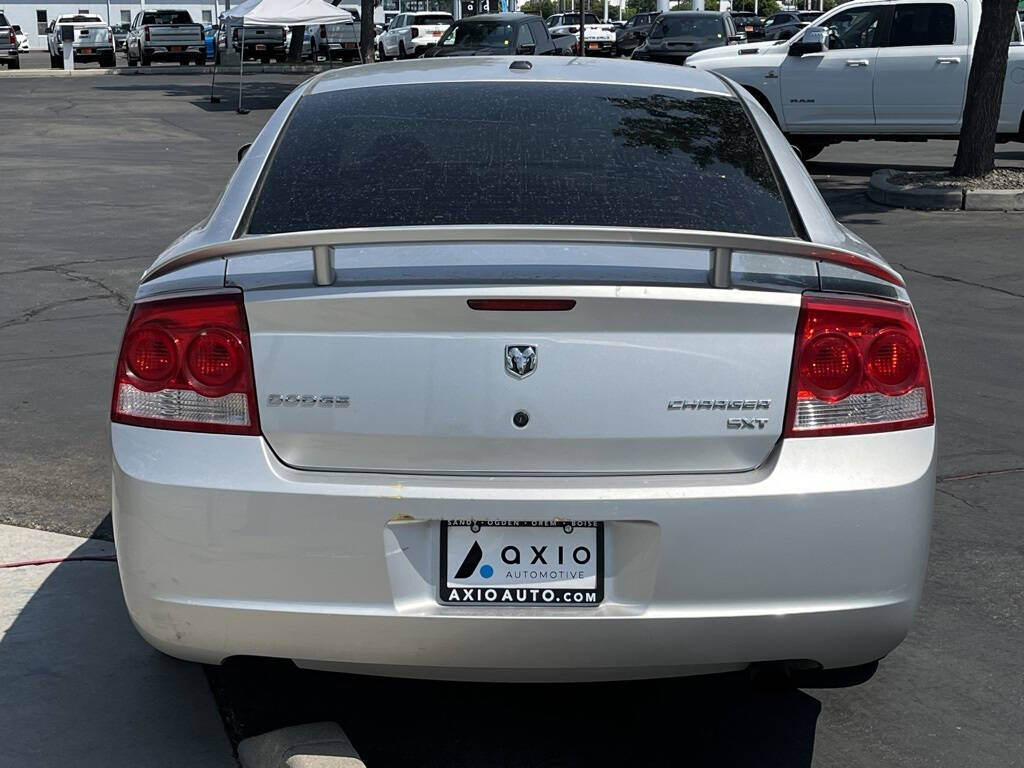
[0,72,1021,767]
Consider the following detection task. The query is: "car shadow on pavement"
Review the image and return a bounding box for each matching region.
[0,516,233,767]
[96,80,302,112]
[210,657,822,767]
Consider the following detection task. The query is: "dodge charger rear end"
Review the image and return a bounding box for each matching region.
[111,58,935,683]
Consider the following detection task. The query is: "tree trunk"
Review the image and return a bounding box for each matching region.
[951,0,1019,177]
[287,25,305,62]
[360,0,375,63]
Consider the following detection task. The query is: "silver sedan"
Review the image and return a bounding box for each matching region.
[110,57,935,684]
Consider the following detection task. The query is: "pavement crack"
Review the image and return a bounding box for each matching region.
[895,263,1024,299]
[0,255,145,278]
[49,266,132,309]
[0,294,112,331]
[936,486,981,511]
[938,467,1024,483]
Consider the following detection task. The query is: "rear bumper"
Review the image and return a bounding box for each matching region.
[112,424,935,681]
[70,44,114,61]
[1,47,18,58]
[144,45,205,60]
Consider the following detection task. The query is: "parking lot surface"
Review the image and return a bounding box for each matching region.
[0,72,1021,767]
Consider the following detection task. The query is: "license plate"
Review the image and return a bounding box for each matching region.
[745,25,754,31]
[440,521,603,606]
[81,47,92,54]
[588,42,599,50]
[170,45,182,51]
[256,44,266,50]
[343,42,356,48]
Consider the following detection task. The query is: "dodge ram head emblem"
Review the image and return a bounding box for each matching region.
[505,345,538,379]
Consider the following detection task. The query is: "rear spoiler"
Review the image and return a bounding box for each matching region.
[140,225,904,288]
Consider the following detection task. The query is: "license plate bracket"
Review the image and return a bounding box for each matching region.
[440,521,604,606]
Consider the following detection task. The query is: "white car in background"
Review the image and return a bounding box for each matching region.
[378,11,453,59]
[14,25,30,52]
[546,12,617,55]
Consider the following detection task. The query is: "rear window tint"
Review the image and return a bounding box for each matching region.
[415,14,453,25]
[247,82,793,237]
[143,11,193,24]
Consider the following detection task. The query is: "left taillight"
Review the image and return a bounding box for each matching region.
[784,293,933,438]
[8,29,15,44]
[111,293,260,435]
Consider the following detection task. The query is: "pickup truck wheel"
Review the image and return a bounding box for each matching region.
[398,41,407,59]
[127,50,137,67]
[140,50,151,66]
[100,54,115,68]
[378,43,388,62]
[50,53,61,68]
[8,58,19,70]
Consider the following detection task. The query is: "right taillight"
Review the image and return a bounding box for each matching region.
[111,292,260,435]
[785,293,933,437]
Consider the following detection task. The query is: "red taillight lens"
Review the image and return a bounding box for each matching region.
[145,27,150,41]
[866,330,919,395]
[799,333,860,402]
[125,327,177,384]
[186,330,243,391]
[8,30,15,44]
[785,294,933,438]
[111,293,260,435]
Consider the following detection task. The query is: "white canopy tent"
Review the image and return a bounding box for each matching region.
[213,0,356,113]
[222,0,353,27]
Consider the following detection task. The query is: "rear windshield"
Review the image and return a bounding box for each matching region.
[247,82,793,237]
[416,14,452,25]
[439,21,514,48]
[143,11,193,24]
[654,16,724,38]
[555,14,601,25]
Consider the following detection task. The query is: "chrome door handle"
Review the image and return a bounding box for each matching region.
[846,59,869,67]
[765,70,778,79]
[936,56,961,64]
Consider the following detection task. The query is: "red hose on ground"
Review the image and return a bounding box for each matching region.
[0,555,117,569]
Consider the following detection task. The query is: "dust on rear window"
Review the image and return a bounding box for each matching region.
[247,82,794,237]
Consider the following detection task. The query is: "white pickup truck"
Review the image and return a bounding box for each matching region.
[125,9,206,66]
[687,0,1024,159]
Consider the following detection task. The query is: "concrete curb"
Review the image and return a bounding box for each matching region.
[1,63,346,78]
[868,169,964,210]
[869,168,1024,211]
[239,722,366,768]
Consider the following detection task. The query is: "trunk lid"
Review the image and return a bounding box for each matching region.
[242,279,800,476]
